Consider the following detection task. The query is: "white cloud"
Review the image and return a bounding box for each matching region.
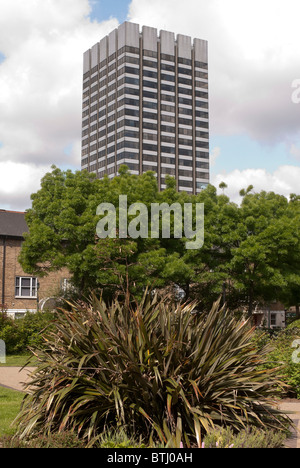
[0,0,119,210]
[1,0,300,210]
[0,161,52,210]
[212,166,300,204]
[128,0,300,145]
[210,147,221,167]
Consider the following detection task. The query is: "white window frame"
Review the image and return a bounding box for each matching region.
[15,277,37,299]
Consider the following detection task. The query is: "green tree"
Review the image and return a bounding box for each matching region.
[226,190,300,317]
[278,195,300,318]
[20,167,300,315]
[19,166,192,301]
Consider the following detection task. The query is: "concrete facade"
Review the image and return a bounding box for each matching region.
[82,22,209,194]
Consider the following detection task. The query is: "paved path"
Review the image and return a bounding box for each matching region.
[0,367,35,392]
[1,368,300,447]
[279,401,300,449]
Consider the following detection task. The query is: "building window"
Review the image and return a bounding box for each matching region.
[179,180,193,188]
[161,63,175,72]
[161,73,175,82]
[179,159,193,167]
[143,70,158,79]
[143,80,158,89]
[15,277,37,298]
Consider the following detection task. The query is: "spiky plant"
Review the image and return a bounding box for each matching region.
[15,293,289,447]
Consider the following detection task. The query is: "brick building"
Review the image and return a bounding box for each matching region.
[0,210,70,318]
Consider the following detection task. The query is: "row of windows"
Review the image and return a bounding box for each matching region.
[83,153,210,169]
[83,125,209,147]
[178,180,193,188]
[85,80,205,101]
[89,168,209,185]
[83,141,210,158]
[85,138,208,154]
[118,78,208,93]
[83,112,209,139]
[180,160,210,169]
[84,96,208,118]
[83,48,207,80]
[98,162,140,174]
[81,135,209,151]
[132,142,209,153]
[83,89,208,114]
[161,167,209,178]
[84,120,208,141]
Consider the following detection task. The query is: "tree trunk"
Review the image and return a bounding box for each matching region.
[248,281,254,320]
[185,282,190,300]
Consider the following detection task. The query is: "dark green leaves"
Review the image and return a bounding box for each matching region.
[15,293,289,447]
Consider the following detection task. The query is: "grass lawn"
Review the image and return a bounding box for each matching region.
[0,355,33,367]
[0,387,24,437]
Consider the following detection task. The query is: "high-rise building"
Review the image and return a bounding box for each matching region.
[81,22,209,194]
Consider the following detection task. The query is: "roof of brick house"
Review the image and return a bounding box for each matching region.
[0,209,29,238]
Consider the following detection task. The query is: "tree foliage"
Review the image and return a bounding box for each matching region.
[19,165,300,314]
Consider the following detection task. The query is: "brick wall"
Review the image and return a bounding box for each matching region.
[0,237,70,312]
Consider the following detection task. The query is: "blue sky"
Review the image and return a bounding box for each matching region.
[210,135,295,177]
[89,0,130,23]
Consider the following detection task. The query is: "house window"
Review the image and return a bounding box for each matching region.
[15,277,37,298]
[270,314,277,327]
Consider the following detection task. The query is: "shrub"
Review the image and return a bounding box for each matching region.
[287,320,300,332]
[261,327,300,398]
[0,314,24,354]
[15,293,290,447]
[97,429,146,448]
[0,311,55,355]
[17,311,56,349]
[2,432,85,448]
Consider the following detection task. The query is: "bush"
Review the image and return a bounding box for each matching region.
[0,311,55,355]
[3,426,287,449]
[97,429,146,448]
[261,327,300,398]
[2,432,85,448]
[15,293,290,447]
[287,320,300,330]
